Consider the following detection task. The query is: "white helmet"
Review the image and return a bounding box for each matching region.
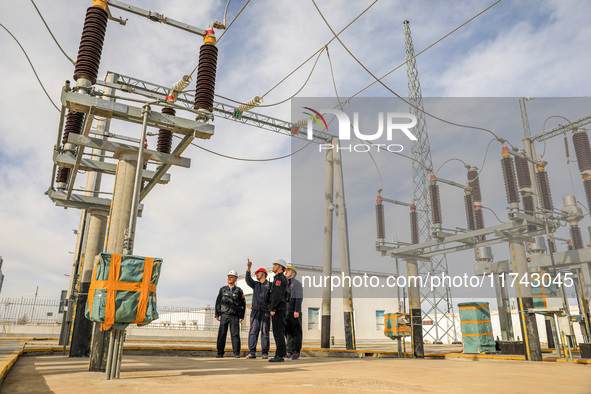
[227,270,238,277]
[272,259,287,269]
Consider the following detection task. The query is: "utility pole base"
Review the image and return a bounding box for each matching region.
[69,282,93,357]
[89,325,110,371]
[411,308,424,358]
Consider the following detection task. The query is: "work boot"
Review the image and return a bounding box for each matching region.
[292,352,300,360]
[262,354,269,359]
[268,356,284,362]
[246,353,256,359]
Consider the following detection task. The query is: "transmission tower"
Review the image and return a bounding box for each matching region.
[404,20,458,344]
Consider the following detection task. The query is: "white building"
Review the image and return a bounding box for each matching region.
[237,264,401,343]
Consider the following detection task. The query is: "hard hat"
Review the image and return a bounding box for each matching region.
[255,268,267,275]
[227,270,238,277]
[272,259,287,269]
[286,265,297,274]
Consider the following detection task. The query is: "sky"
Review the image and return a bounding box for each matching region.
[1,0,591,307]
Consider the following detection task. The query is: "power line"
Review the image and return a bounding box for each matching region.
[0,22,60,112]
[173,134,314,162]
[29,0,76,66]
[188,0,252,78]
[434,158,469,175]
[215,0,379,108]
[217,0,251,43]
[326,47,384,190]
[215,46,326,107]
[344,1,502,103]
[311,0,509,147]
[540,115,577,158]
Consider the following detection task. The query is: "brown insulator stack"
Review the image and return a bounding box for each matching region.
[464,191,475,231]
[514,154,536,231]
[572,130,591,211]
[376,195,385,241]
[157,107,176,154]
[501,147,520,204]
[56,111,86,184]
[571,226,584,250]
[57,4,108,187]
[467,167,485,231]
[536,162,554,212]
[194,29,218,113]
[429,175,442,226]
[410,205,419,245]
[73,5,109,85]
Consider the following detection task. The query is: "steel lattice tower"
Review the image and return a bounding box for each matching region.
[404,20,459,344]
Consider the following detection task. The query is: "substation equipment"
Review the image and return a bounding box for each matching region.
[376,101,591,361]
[47,0,358,380]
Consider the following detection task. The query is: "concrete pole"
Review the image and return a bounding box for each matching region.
[407,260,424,358]
[509,238,542,361]
[524,138,559,348]
[577,265,591,342]
[59,211,86,346]
[70,73,115,357]
[89,151,138,372]
[106,152,139,255]
[321,145,334,349]
[70,208,108,357]
[494,273,514,341]
[332,138,356,350]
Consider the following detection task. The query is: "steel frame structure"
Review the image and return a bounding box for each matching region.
[403,20,458,344]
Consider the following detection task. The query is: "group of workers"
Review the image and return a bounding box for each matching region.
[214,258,303,362]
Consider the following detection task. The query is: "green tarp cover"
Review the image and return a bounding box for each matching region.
[531,277,558,309]
[458,301,496,354]
[85,253,162,330]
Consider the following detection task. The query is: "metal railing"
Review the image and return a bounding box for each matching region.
[0,298,250,331]
[0,297,63,326]
[137,306,219,331]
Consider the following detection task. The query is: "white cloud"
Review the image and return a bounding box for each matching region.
[0,0,589,308]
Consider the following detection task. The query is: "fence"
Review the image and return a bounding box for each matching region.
[0,297,63,326]
[137,305,219,331]
[0,297,227,330]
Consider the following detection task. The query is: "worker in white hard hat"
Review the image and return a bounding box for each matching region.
[215,269,246,358]
[266,259,289,362]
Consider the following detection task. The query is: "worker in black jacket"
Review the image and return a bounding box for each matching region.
[266,259,289,362]
[215,270,246,358]
[285,265,303,359]
[245,259,270,359]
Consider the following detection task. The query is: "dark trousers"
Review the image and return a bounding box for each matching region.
[285,312,303,354]
[248,309,270,355]
[271,309,286,358]
[217,314,241,356]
